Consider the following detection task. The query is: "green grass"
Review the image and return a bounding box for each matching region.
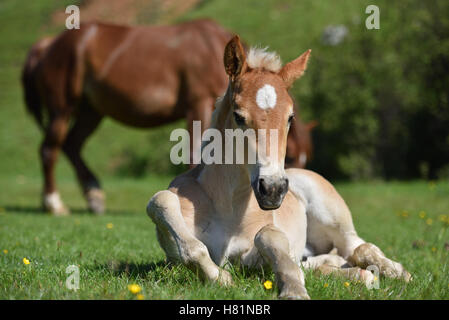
[0,0,448,300]
[1,177,448,299]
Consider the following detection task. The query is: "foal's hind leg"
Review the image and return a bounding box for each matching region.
[347,243,411,282]
[62,103,104,214]
[41,114,70,215]
[288,169,411,282]
[147,190,232,285]
[306,208,411,282]
[302,253,375,286]
[254,224,310,300]
[307,224,411,283]
[307,213,411,282]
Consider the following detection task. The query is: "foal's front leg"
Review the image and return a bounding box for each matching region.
[147,190,232,285]
[254,224,310,300]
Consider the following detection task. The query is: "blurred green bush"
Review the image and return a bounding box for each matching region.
[6,0,447,181]
[302,0,449,180]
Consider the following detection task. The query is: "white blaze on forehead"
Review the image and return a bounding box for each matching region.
[256,84,277,110]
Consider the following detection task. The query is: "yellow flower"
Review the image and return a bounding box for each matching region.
[263,280,273,290]
[431,247,437,252]
[3,249,8,254]
[374,276,378,281]
[23,258,30,265]
[419,211,426,219]
[401,211,409,218]
[136,294,144,300]
[438,215,447,223]
[344,282,350,288]
[128,284,141,294]
[426,218,433,226]
[323,283,329,288]
[106,223,114,229]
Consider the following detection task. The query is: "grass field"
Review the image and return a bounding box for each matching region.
[1,177,448,299]
[0,0,448,300]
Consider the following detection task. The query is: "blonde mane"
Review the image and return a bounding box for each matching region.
[246,47,282,72]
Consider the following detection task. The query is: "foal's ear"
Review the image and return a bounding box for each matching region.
[279,49,311,88]
[224,35,247,79]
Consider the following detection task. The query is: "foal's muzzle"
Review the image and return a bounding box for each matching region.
[252,175,289,210]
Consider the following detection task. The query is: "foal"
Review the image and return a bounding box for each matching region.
[147,36,410,299]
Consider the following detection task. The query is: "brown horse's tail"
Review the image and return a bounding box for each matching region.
[21,36,55,129]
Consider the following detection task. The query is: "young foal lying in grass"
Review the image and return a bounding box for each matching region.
[147,36,411,299]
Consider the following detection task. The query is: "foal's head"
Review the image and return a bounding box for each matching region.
[223,35,311,210]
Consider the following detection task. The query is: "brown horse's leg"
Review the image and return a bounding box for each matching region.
[62,104,104,214]
[41,115,70,215]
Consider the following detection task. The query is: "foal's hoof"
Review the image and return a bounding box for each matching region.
[359,268,376,286]
[402,270,412,283]
[279,283,310,300]
[43,192,70,216]
[217,269,234,287]
[86,189,105,215]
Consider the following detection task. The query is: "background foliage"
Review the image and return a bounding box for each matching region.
[1,0,448,181]
[302,0,449,180]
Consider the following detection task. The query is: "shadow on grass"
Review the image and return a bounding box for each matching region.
[91,260,272,287]
[90,257,270,278]
[3,204,140,216]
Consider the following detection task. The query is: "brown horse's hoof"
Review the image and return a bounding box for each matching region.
[43,192,70,216]
[86,189,105,215]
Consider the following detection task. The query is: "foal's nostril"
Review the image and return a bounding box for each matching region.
[280,178,289,194]
[276,179,287,195]
[255,176,289,209]
[258,178,288,198]
[258,178,268,196]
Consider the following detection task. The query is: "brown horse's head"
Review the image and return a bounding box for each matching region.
[223,35,311,210]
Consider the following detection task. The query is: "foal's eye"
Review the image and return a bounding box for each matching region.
[233,112,246,126]
[288,114,295,125]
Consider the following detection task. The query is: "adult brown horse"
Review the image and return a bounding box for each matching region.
[22,19,313,215]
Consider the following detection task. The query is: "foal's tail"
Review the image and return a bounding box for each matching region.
[21,36,55,129]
